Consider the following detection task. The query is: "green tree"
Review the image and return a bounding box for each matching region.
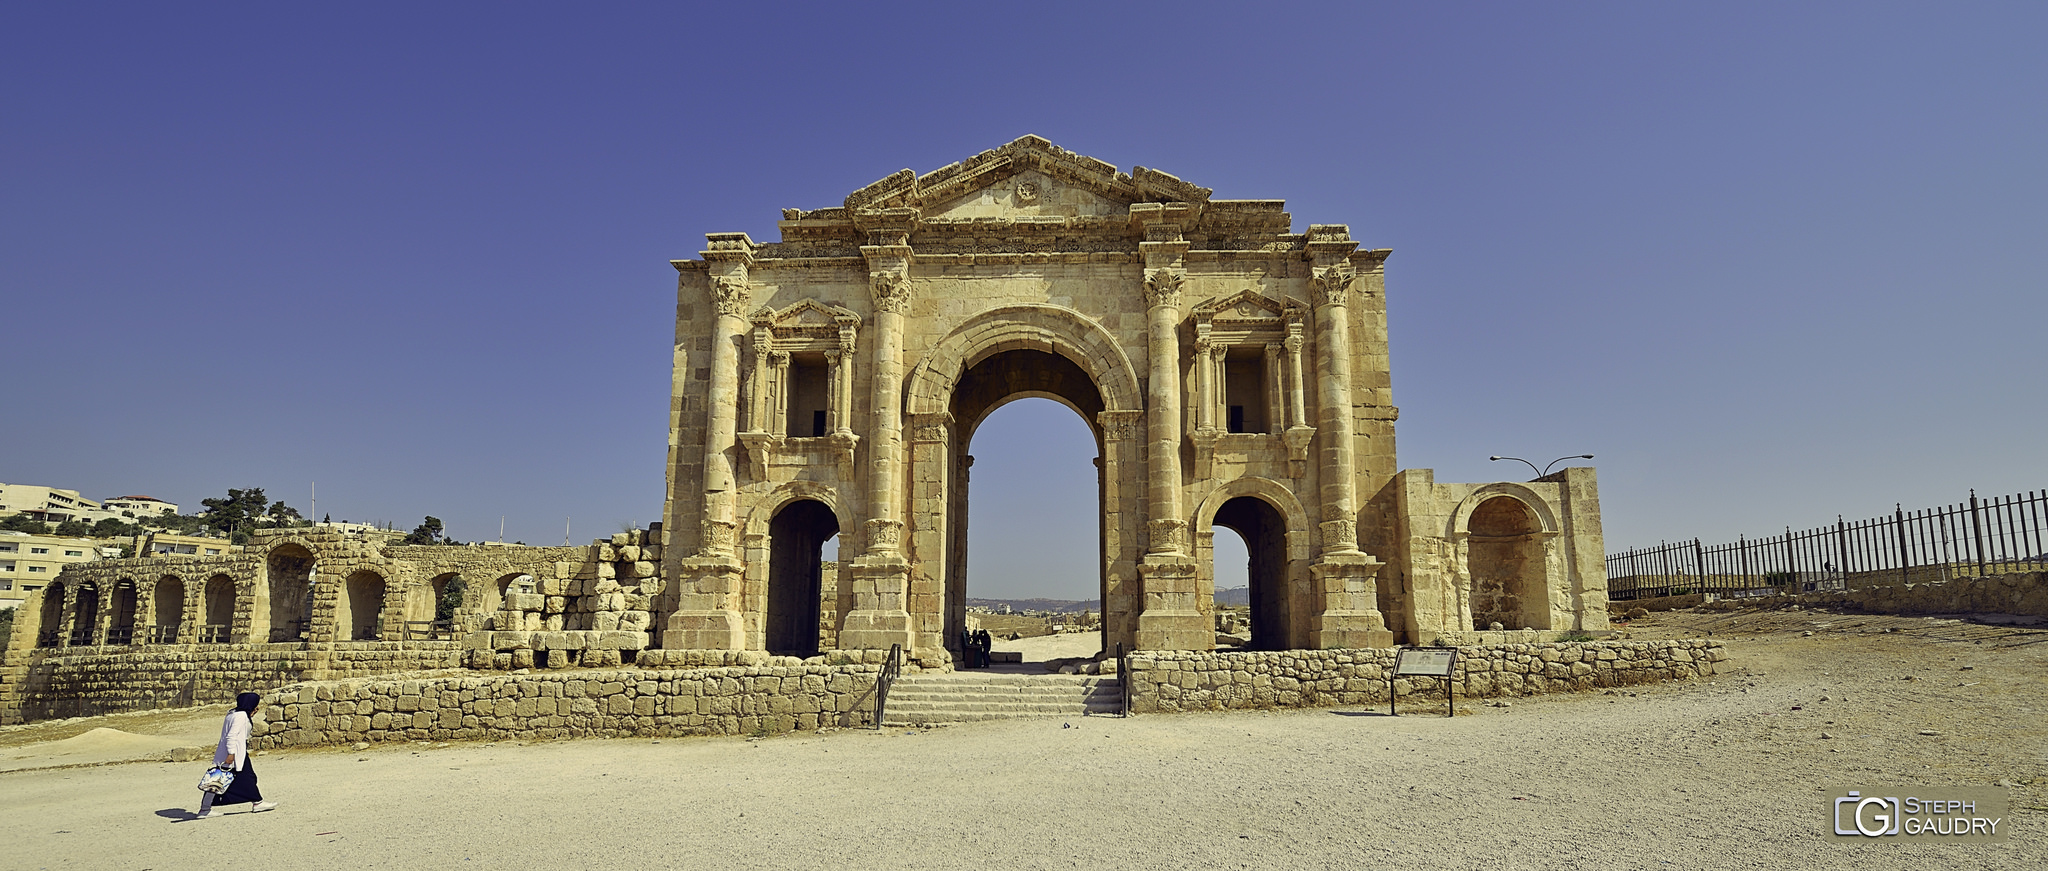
[436,576,467,624]
[0,514,49,534]
[263,502,305,527]
[404,516,458,545]
[53,519,93,537]
[200,488,269,536]
[90,517,139,538]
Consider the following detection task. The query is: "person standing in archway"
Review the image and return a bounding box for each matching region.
[196,693,277,818]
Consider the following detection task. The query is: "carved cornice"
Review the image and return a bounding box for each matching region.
[1143,268,1185,310]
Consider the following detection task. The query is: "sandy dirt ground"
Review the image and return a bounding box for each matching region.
[1,606,2043,870]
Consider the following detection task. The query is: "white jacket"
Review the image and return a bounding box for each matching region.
[212,710,251,771]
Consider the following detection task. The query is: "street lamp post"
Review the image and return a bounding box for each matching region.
[1489,454,1595,478]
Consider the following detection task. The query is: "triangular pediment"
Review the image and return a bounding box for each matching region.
[843,135,1213,214]
[1192,289,1302,323]
[752,299,860,331]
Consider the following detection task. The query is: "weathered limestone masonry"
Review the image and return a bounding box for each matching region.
[1693,570,2048,619]
[2,643,462,723]
[1126,639,1725,714]
[247,663,886,746]
[658,135,1612,663]
[0,526,662,724]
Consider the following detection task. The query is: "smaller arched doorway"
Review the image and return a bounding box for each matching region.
[36,582,65,648]
[409,572,463,638]
[70,582,100,646]
[340,571,387,641]
[109,580,139,645]
[265,544,314,642]
[153,577,186,643]
[202,575,235,643]
[765,499,838,657]
[1467,496,1549,631]
[1212,496,1291,650]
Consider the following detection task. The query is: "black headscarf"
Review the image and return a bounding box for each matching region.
[235,692,261,714]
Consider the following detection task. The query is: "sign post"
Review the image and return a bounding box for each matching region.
[1390,647,1459,718]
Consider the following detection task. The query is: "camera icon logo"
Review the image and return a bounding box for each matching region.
[1834,791,1901,837]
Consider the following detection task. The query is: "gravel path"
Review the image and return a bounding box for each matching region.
[1,608,2041,870]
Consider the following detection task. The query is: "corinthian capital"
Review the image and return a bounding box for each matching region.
[870,270,911,315]
[711,276,752,318]
[1143,268,1185,310]
[1311,265,1356,307]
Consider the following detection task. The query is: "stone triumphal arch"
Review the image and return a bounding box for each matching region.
[658,136,1609,663]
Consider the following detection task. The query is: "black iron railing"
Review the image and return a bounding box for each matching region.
[104,626,136,645]
[69,628,99,646]
[148,624,180,644]
[1609,488,2047,601]
[1120,643,1133,717]
[872,643,903,730]
[37,631,60,648]
[198,624,231,643]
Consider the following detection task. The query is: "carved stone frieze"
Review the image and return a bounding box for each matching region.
[711,276,752,318]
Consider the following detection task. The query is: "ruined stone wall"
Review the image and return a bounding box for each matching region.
[1700,571,2047,618]
[249,663,885,747]
[1125,639,1724,714]
[0,642,462,724]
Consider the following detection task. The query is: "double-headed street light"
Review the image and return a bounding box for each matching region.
[1489,454,1595,478]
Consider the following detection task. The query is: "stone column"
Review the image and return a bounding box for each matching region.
[1132,203,1206,650]
[1307,243,1393,649]
[1263,342,1284,435]
[841,247,915,650]
[663,234,755,650]
[1283,324,1314,477]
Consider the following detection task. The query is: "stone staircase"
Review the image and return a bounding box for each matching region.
[881,671,1123,725]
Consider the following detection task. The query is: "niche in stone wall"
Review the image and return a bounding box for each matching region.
[1189,290,1313,476]
[1466,496,1549,631]
[739,300,861,478]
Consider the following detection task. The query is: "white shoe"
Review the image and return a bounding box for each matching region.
[195,810,220,819]
[252,801,277,813]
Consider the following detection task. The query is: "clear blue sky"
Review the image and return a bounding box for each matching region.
[7,3,2043,600]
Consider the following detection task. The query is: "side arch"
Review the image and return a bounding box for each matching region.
[1446,483,1561,539]
[1193,476,1316,561]
[906,303,1144,417]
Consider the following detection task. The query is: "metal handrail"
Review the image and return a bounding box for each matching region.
[1117,642,1131,717]
[872,643,903,730]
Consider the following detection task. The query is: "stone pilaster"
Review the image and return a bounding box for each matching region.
[1307,231,1393,649]
[843,215,917,650]
[663,232,753,650]
[1133,203,1207,650]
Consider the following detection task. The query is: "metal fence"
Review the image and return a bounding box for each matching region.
[1607,489,2047,601]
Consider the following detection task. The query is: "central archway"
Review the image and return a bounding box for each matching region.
[765,499,838,657]
[904,304,1146,656]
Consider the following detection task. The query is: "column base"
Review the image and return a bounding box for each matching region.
[1135,555,1208,650]
[840,553,914,650]
[661,556,747,650]
[1310,551,1394,649]
[661,610,747,651]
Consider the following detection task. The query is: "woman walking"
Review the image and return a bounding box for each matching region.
[197,692,277,818]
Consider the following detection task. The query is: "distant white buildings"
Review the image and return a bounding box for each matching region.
[0,482,178,526]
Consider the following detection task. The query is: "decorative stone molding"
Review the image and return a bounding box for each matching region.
[865,518,904,551]
[711,276,752,318]
[870,270,911,314]
[1148,518,1190,554]
[699,519,738,557]
[1311,265,1355,307]
[909,412,953,443]
[1097,409,1143,441]
[1142,268,1185,309]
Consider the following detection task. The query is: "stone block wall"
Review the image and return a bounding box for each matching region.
[0,642,462,724]
[249,663,885,746]
[1125,639,1724,714]
[1701,570,2046,618]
